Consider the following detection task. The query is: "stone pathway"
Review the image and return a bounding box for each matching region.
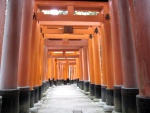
[37,84,104,113]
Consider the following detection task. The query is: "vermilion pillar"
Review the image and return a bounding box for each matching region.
[37,37,43,100]
[118,0,139,113]
[0,0,6,110]
[33,22,40,103]
[57,63,61,85]
[88,38,95,98]
[66,61,69,84]
[39,38,45,95]
[109,0,123,112]
[17,0,34,113]
[47,58,50,83]
[73,65,77,82]
[49,58,53,86]
[78,48,84,90]
[103,5,114,111]
[69,65,71,81]
[51,58,55,86]
[128,0,150,112]
[63,64,67,85]
[0,1,23,113]
[100,25,107,102]
[58,62,62,84]
[0,0,6,70]
[42,46,48,93]
[82,47,88,81]
[62,63,65,84]
[29,15,37,108]
[92,28,102,99]
[29,3,37,105]
[54,59,58,85]
[60,64,64,84]
[85,46,90,93]
[82,46,90,93]
[76,58,80,87]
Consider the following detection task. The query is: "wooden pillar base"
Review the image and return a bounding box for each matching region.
[19,87,30,113]
[51,79,54,87]
[0,89,19,113]
[44,81,48,91]
[0,96,2,113]
[121,87,138,113]
[73,79,77,84]
[30,89,34,108]
[54,80,58,86]
[49,80,52,87]
[84,81,90,92]
[114,86,122,112]
[46,81,49,90]
[61,79,65,85]
[90,84,95,97]
[64,80,67,85]
[42,81,46,93]
[49,80,53,87]
[38,85,42,101]
[57,80,61,85]
[101,85,107,102]
[41,84,44,97]
[77,82,79,87]
[94,85,101,99]
[73,78,79,84]
[33,86,39,103]
[136,95,150,113]
[106,89,114,106]
[57,80,63,85]
[70,80,73,84]
[79,81,84,90]
[67,78,70,84]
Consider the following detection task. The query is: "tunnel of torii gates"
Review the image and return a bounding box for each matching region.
[0,0,150,113]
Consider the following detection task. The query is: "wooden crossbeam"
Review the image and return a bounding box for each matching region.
[48,55,79,58]
[44,39,88,47]
[39,21,100,26]
[56,59,76,61]
[49,53,79,56]
[36,13,104,22]
[42,27,94,34]
[47,47,80,51]
[48,48,79,52]
[35,1,107,10]
[58,62,76,65]
[44,34,89,39]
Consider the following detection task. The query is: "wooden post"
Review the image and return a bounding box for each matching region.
[117,0,139,113]
[100,24,107,102]
[88,37,95,98]
[17,0,34,112]
[128,0,150,112]
[103,4,114,110]
[78,48,84,90]
[29,7,37,108]
[82,46,90,92]
[0,0,23,112]
[0,0,6,70]
[109,0,123,112]
[76,58,80,86]
[54,59,58,85]
[92,28,102,99]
